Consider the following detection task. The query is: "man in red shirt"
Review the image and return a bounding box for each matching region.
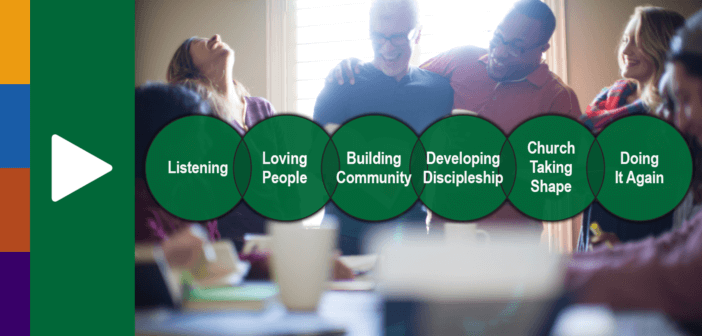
[420,0,581,226]
[331,0,582,227]
[333,0,581,132]
[419,0,580,133]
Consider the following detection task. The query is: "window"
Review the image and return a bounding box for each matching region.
[294,0,520,117]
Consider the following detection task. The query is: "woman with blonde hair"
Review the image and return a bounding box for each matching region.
[164,35,274,252]
[167,34,274,133]
[579,7,685,251]
[159,36,352,279]
[582,6,685,133]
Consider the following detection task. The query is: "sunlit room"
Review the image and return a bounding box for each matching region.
[135,0,702,335]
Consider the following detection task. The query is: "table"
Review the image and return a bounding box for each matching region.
[136,287,382,336]
[136,282,686,336]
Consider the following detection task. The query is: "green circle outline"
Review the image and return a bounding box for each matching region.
[411,114,514,221]
[323,114,420,222]
[594,114,693,222]
[239,114,331,221]
[506,114,596,221]
[144,114,242,221]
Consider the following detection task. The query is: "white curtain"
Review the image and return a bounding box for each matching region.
[542,0,568,84]
[539,0,578,253]
[266,0,297,113]
[541,213,581,253]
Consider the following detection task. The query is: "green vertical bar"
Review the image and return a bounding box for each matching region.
[31,1,134,335]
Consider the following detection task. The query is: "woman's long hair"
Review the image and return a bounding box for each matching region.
[166,37,249,124]
[619,7,684,110]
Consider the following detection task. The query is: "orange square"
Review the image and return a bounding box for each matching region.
[0,169,30,251]
[0,1,30,84]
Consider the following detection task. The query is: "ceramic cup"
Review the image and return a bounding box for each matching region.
[268,220,337,311]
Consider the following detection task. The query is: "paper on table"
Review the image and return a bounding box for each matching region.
[182,282,278,311]
[173,240,251,288]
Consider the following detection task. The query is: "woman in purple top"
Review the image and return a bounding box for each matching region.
[167,34,275,135]
[164,34,275,250]
[136,36,354,280]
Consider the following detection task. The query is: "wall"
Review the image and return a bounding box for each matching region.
[135,0,702,113]
[565,0,702,113]
[135,0,267,98]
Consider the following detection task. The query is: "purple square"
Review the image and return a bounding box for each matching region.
[0,252,29,335]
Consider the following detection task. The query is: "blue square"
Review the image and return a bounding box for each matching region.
[0,85,30,168]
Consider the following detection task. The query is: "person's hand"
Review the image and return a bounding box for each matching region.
[326,58,363,85]
[591,231,620,248]
[161,225,215,274]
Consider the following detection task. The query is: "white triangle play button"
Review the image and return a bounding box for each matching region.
[52,135,113,202]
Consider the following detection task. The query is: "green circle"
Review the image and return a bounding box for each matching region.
[596,115,692,221]
[145,115,241,221]
[508,115,595,221]
[326,115,419,221]
[239,115,330,221]
[413,116,510,221]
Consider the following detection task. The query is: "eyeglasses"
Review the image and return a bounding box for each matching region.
[370,28,418,47]
[489,33,541,57]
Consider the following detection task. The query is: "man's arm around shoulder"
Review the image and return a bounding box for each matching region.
[313,76,350,126]
[420,45,487,78]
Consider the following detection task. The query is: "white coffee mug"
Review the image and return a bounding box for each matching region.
[268,220,337,311]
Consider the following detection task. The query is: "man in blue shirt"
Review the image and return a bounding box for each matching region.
[313,0,453,254]
[313,0,453,134]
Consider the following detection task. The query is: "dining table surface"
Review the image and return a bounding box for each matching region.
[135,280,689,336]
[136,283,382,336]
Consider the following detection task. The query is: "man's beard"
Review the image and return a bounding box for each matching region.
[684,132,702,204]
[486,62,509,82]
[487,60,533,82]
